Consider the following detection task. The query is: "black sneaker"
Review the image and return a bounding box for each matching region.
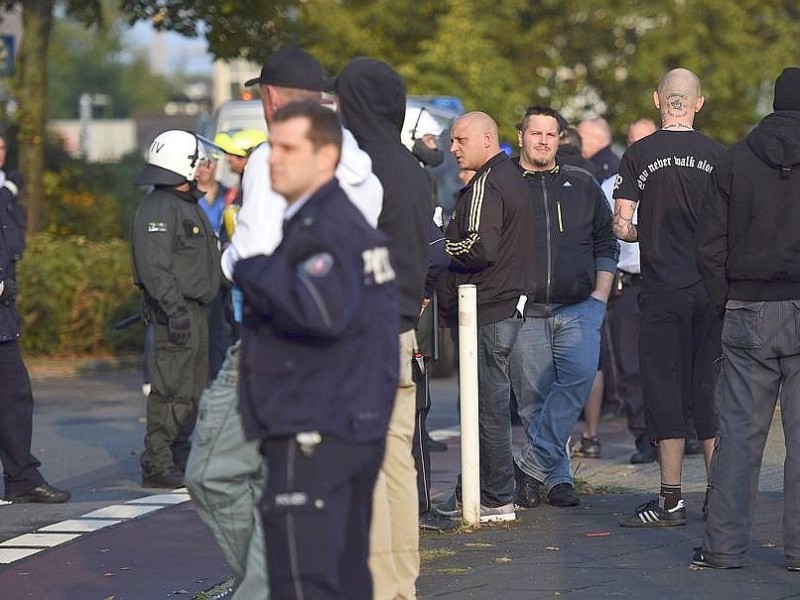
[419,510,459,531]
[548,483,580,507]
[433,491,461,517]
[619,498,687,527]
[514,463,542,508]
[692,547,742,569]
[572,436,601,458]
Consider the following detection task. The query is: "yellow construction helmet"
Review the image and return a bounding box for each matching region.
[213,128,268,157]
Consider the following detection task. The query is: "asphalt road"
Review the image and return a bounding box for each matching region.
[0,367,150,544]
[0,365,465,547]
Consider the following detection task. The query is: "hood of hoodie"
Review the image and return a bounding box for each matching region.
[338,127,374,186]
[337,127,383,228]
[337,57,406,145]
[746,111,800,176]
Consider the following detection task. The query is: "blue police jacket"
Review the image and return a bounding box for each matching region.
[234,178,400,443]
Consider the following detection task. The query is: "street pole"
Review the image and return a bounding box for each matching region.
[458,284,480,526]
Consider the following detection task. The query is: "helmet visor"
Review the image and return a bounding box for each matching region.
[196,134,223,162]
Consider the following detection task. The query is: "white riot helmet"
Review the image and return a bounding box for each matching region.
[133,130,218,186]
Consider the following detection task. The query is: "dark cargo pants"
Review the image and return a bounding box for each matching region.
[142,301,208,477]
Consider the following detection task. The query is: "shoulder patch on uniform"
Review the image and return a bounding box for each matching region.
[299,252,334,278]
[148,221,168,233]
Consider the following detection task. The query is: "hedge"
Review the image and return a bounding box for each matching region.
[17,233,143,356]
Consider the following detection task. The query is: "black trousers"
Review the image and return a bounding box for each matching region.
[261,435,384,600]
[605,279,647,448]
[0,340,45,495]
[411,357,432,514]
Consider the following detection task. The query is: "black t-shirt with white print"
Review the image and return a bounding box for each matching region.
[613,129,725,293]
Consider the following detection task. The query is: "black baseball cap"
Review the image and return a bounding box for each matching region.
[244,47,324,91]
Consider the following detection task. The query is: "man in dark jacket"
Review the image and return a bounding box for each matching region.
[234,100,398,600]
[0,136,70,504]
[693,67,800,570]
[578,117,620,181]
[436,111,535,524]
[131,129,222,489]
[334,57,431,599]
[510,106,617,509]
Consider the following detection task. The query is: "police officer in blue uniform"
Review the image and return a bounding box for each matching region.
[0,134,70,504]
[233,101,399,599]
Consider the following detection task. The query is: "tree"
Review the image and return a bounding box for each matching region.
[47,18,176,119]
[2,0,108,234]
[297,0,800,144]
[4,0,295,235]
[119,0,299,64]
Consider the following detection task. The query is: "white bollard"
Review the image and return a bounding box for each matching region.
[458,284,480,526]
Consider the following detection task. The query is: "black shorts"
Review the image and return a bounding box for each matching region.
[638,282,722,440]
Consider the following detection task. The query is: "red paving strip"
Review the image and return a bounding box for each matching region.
[0,502,231,599]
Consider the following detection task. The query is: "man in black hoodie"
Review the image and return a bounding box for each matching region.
[693,67,800,571]
[335,57,431,599]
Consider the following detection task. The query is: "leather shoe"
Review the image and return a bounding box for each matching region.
[142,468,184,489]
[5,483,70,504]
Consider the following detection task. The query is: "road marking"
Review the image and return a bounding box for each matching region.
[39,519,122,533]
[0,548,42,564]
[82,504,163,519]
[128,493,191,505]
[0,533,80,548]
[0,489,192,565]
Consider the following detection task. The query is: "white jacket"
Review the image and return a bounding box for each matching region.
[221,128,383,280]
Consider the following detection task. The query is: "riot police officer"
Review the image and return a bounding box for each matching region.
[131,130,221,489]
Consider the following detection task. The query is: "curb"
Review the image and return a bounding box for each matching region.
[26,354,142,379]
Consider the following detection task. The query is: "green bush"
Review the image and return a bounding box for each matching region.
[17,233,143,356]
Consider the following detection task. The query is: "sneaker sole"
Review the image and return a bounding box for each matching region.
[479,512,516,524]
[620,518,686,528]
[692,558,741,569]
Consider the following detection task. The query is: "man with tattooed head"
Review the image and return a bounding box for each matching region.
[612,68,725,529]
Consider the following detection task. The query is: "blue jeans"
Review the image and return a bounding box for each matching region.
[477,317,524,507]
[510,297,606,490]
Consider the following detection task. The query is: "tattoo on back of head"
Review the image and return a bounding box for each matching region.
[665,93,688,118]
